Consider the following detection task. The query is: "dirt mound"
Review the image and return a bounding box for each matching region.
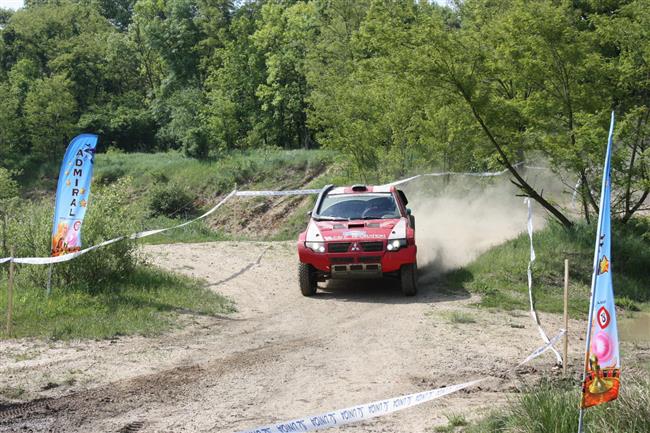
[208,164,326,239]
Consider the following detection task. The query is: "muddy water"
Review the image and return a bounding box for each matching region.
[619,312,650,343]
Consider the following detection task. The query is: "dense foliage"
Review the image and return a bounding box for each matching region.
[0,0,648,225]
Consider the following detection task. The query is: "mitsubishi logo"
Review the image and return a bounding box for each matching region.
[351,242,360,251]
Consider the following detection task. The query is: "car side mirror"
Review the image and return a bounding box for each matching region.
[406,208,412,215]
[307,211,312,217]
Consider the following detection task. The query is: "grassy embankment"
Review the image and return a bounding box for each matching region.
[92,148,339,243]
[442,219,650,317]
[1,149,337,340]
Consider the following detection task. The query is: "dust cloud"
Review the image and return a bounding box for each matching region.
[401,169,571,276]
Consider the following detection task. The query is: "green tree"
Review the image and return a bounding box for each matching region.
[408,0,604,227]
[0,7,13,26]
[133,0,204,87]
[24,74,78,162]
[594,0,650,222]
[155,86,209,157]
[203,1,266,150]
[253,0,318,149]
[93,0,137,30]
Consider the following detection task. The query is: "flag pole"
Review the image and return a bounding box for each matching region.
[577,111,616,433]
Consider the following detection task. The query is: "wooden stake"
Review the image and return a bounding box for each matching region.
[563,258,569,376]
[6,247,15,336]
[234,183,238,231]
[46,264,53,297]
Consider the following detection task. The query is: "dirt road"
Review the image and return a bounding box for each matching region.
[1,241,583,432]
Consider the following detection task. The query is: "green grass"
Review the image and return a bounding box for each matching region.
[0,266,234,340]
[442,220,650,316]
[433,413,468,432]
[467,377,650,433]
[137,215,234,245]
[94,148,337,195]
[445,311,476,324]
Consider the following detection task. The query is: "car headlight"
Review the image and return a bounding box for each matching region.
[386,239,407,251]
[305,241,326,253]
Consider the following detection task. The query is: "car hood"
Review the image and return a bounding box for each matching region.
[311,218,405,242]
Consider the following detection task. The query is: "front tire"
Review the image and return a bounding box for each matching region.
[400,263,418,296]
[298,263,317,296]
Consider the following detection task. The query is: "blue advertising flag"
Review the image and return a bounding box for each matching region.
[580,113,620,409]
[51,134,98,257]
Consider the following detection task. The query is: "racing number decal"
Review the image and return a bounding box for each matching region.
[597,306,611,329]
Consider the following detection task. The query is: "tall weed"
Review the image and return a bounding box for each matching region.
[468,377,650,433]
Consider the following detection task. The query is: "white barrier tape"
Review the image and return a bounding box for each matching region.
[516,328,565,367]
[14,236,125,265]
[525,198,563,365]
[3,190,236,266]
[234,328,565,433]
[234,380,485,433]
[386,173,423,187]
[388,170,511,187]
[386,162,532,187]
[236,189,322,197]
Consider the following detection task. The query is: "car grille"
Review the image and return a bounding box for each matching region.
[358,256,381,263]
[328,242,351,253]
[330,257,354,264]
[360,241,383,252]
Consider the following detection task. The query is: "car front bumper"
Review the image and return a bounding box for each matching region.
[297,241,416,276]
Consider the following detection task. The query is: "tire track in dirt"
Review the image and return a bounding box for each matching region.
[0,337,314,431]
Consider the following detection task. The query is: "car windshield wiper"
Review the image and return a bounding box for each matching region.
[314,216,349,221]
[359,215,399,220]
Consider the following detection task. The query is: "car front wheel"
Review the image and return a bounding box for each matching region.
[298,262,317,296]
[400,263,418,296]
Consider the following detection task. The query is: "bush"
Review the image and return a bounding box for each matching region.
[0,167,18,201]
[2,177,141,291]
[148,182,198,219]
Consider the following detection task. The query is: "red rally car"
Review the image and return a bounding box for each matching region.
[297,184,417,297]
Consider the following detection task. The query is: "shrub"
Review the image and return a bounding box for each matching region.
[0,167,18,201]
[2,177,141,291]
[148,182,198,219]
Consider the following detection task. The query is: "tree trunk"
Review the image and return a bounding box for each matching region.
[465,101,574,229]
[581,181,591,225]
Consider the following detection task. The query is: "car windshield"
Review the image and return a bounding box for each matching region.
[316,193,400,220]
